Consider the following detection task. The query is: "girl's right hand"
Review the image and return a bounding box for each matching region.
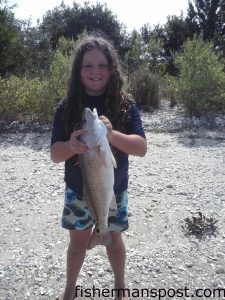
[68,130,88,154]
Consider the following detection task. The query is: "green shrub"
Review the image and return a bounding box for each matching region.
[174,35,225,117]
[128,66,160,110]
[41,38,72,121]
[0,76,51,122]
[47,49,71,102]
[0,74,66,123]
[0,39,72,123]
[0,76,21,121]
[160,74,180,107]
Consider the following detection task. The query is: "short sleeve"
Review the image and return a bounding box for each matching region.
[51,104,67,146]
[125,103,146,139]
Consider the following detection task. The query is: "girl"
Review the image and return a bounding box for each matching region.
[51,34,147,300]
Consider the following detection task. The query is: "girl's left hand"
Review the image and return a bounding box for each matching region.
[99,116,113,141]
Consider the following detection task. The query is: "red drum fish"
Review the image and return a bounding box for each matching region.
[79,108,117,249]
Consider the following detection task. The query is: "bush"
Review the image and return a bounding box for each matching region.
[0,39,72,123]
[0,76,54,122]
[47,48,71,103]
[0,73,66,123]
[160,74,179,107]
[174,35,225,117]
[128,67,160,110]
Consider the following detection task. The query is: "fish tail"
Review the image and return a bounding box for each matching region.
[87,229,112,250]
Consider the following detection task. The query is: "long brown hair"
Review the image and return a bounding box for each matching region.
[62,34,132,137]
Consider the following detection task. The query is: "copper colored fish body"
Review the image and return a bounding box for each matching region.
[79,108,117,249]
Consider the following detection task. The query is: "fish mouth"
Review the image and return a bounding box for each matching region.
[82,108,96,126]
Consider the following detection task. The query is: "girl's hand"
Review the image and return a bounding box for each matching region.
[69,130,88,154]
[99,116,113,141]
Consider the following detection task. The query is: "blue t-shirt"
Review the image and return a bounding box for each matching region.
[51,95,146,194]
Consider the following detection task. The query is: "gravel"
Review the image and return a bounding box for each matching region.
[1,103,225,300]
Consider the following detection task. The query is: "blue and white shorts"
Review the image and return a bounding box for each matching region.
[61,186,129,232]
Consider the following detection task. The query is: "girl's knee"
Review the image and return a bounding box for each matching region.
[69,228,92,251]
[107,232,124,250]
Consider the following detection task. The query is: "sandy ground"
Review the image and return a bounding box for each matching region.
[1,109,225,299]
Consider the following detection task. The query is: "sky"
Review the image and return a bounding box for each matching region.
[12,0,189,32]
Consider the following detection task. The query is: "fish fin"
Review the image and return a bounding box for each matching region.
[109,194,117,210]
[93,108,98,118]
[87,230,112,250]
[110,150,117,168]
[98,144,117,169]
[97,145,107,168]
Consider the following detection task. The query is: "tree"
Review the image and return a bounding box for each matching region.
[39,1,128,57]
[0,1,23,75]
[174,35,225,116]
[140,16,190,75]
[18,21,52,77]
[186,0,225,43]
[125,30,143,75]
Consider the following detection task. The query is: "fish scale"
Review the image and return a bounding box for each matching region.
[79,107,117,249]
[79,152,109,231]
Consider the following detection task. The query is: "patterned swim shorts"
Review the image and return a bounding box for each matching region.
[61,186,129,232]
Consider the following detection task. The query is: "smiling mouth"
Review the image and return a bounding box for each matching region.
[90,78,101,81]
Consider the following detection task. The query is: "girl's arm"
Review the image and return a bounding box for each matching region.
[109,130,147,157]
[51,141,74,163]
[50,129,88,163]
[99,116,147,157]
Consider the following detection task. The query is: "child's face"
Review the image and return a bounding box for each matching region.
[81,48,110,96]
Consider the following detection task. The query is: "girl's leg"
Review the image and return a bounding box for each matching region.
[106,232,128,300]
[61,228,92,300]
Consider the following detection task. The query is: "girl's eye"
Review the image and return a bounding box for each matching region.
[82,64,109,71]
[82,65,92,70]
[98,64,109,70]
